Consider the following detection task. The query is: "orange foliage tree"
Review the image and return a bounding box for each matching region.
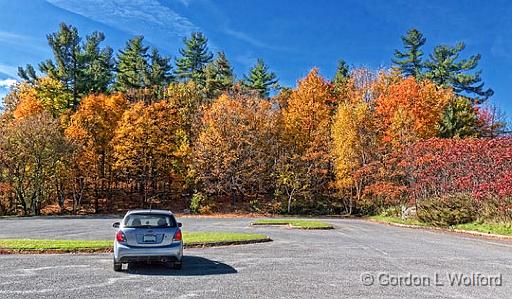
[193,94,279,207]
[374,76,453,146]
[278,68,335,213]
[111,100,189,207]
[65,93,127,212]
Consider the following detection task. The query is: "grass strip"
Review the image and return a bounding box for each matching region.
[252,219,334,229]
[0,232,270,252]
[369,215,512,237]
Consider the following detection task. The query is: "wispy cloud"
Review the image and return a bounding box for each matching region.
[47,0,200,41]
[0,64,19,78]
[0,79,17,88]
[223,28,272,49]
[234,51,258,70]
[0,31,48,53]
[176,0,193,7]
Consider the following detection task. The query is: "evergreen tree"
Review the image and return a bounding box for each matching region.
[114,36,150,92]
[80,32,114,94]
[392,28,426,78]
[424,42,493,103]
[17,23,114,109]
[175,32,213,86]
[148,48,174,86]
[205,51,234,99]
[332,59,350,86]
[243,58,279,98]
[17,64,38,84]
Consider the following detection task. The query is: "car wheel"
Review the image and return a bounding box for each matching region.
[173,262,182,270]
[113,262,122,272]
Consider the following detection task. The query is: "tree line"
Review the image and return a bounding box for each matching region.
[0,24,506,216]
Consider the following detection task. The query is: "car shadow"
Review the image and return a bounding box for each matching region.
[125,256,237,276]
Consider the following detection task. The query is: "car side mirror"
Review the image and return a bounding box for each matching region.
[113,222,120,228]
[178,222,182,228]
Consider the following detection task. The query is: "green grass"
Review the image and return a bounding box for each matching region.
[0,232,269,251]
[370,215,512,237]
[453,222,512,236]
[252,219,334,229]
[368,215,428,227]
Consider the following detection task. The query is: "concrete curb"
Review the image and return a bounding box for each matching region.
[0,237,272,255]
[367,219,512,241]
[251,223,334,230]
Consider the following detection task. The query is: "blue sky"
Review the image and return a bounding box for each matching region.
[0,0,511,117]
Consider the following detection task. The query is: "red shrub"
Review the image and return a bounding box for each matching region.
[404,138,512,201]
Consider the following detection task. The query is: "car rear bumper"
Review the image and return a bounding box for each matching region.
[114,241,183,263]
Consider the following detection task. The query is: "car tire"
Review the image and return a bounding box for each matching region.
[113,262,122,272]
[173,262,182,270]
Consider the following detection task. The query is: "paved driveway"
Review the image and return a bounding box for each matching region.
[0,217,511,298]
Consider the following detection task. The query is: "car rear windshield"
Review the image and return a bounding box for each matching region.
[123,213,177,228]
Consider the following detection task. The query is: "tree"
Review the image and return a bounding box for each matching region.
[424,42,493,103]
[148,48,174,87]
[333,59,350,86]
[204,52,234,99]
[11,78,71,119]
[437,97,480,138]
[18,23,114,109]
[80,32,115,94]
[392,28,426,78]
[115,37,173,102]
[331,75,377,213]
[243,59,279,98]
[165,81,203,141]
[374,76,453,146]
[175,32,213,86]
[0,112,72,215]
[279,68,334,212]
[193,94,278,206]
[114,36,150,92]
[65,94,127,212]
[112,101,189,207]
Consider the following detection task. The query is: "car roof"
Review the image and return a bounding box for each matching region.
[125,209,174,216]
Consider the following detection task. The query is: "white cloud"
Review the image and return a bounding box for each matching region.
[0,79,17,88]
[223,28,271,49]
[176,0,193,6]
[0,64,19,78]
[0,31,48,53]
[47,0,200,40]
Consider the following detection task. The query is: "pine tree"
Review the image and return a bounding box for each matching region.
[148,48,174,86]
[242,59,279,98]
[17,64,38,84]
[80,32,114,94]
[175,32,213,86]
[333,59,349,85]
[17,23,114,109]
[424,42,493,103]
[205,51,234,99]
[114,36,150,92]
[392,28,426,79]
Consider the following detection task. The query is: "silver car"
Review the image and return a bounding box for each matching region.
[112,210,183,271]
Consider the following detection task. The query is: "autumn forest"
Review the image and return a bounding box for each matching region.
[0,24,510,223]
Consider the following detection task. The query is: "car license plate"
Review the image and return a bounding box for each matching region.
[143,235,156,242]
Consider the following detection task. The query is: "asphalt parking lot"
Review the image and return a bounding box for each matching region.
[1,216,512,298]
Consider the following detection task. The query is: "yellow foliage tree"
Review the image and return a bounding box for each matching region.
[193,94,278,206]
[279,68,335,213]
[12,78,71,119]
[65,93,127,212]
[111,100,189,207]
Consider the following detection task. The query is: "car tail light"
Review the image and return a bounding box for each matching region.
[173,229,182,241]
[116,231,126,242]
